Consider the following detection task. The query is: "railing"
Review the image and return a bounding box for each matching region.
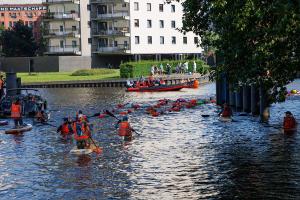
[92,11,129,19]
[43,0,80,4]
[92,27,129,36]
[91,0,129,3]
[47,45,80,53]
[93,44,129,53]
[43,12,80,20]
[45,28,80,37]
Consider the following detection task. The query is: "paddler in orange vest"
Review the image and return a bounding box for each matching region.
[219,103,232,118]
[57,118,74,138]
[117,116,133,141]
[11,98,24,128]
[73,121,90,149]
[283,111,297,131]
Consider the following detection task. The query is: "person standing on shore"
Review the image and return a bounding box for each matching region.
[193,61,197,74]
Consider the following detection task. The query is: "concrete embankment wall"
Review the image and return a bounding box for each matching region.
[0,56,91,72]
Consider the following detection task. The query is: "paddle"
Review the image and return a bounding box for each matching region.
[89,136,102,154]
[105,110,141,135]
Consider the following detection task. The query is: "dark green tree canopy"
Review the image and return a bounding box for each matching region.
[175,0,300,102]
[0,20,37,57]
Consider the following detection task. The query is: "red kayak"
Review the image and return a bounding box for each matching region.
[126,84,185,92]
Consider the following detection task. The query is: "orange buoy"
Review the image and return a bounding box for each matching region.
[193,80,199,88]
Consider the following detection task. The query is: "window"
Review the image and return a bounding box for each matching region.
[114,41,118,47]
[134,19,139,27]
[194,37,199,44]
[1,22,4,26]
[1,13,4,17]
[160,36,164,44]
[72,26,77,31]
[60,40,64,48]
[172,36,176,44]
[171,20,176,28]
[147,3,151,11]
[87,4,91,10]
[60,25,64,32]
[148,36,152,44]
[159,4,164,12]
[72,40,77,48]
[134,2,139,11]
[122,3,127,7]
[159,20,164,28]
[147,20,152,28]
[88,38,92,44]
[135,36,140,44]
[124,41,128,48]
[183,37,187,44]
[171,5,175,12]
[9,21,12,27]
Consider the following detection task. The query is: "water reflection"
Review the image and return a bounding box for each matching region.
[0,82,299,199]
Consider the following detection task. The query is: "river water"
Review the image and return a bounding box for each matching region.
[0,80,300,199]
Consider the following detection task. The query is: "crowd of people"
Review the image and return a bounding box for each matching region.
[150,61,198,75]
[56,110,134,150]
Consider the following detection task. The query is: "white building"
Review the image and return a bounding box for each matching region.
[91,0,202,67]
[42,0,202,68]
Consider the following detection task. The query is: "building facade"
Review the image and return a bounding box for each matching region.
[41,0,202,68]
[0,4,47,40]
[42,0,91,56]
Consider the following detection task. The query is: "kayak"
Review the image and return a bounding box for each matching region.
[219,117,232,122]
[70,141,101,155]
[70,147,93,155]
[283,128,297,134]
[5,124,33,134]
[0,120,8,126]
[126,84,185,92]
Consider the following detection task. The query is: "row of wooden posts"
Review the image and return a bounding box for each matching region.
[216,75,269,120]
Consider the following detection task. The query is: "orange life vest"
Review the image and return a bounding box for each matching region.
[118,121,131,137]
[73,123,89,141]
[0,79,3,89]
[222,107,231,117]
[61,124,71,136]
[283,116,296,129]
[11,103,21,118]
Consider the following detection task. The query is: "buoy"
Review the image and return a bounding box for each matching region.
[193,80,199,88]
[291,89,298,94]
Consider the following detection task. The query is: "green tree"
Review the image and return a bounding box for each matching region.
[174,0,300,102]
[0,20,37,57]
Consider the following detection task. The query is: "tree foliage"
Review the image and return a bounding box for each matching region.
[0,20,37,57]
[174,0,300,102]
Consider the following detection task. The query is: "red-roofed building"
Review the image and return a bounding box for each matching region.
[0,4,47,40]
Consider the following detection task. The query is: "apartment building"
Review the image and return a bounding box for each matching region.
[42,0,91,56]
[90,0,202,67]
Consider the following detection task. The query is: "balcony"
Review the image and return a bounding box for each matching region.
[43,0,80,4]
[43,12,80,21]
[92,11,129,20]
[45,28,80,38]
[93,44,130,54]
[45,45,81,55]
[92,28,130,37]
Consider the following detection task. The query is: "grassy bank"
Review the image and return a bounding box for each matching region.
[18,69,120,83]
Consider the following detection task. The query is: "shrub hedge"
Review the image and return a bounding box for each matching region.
[120,60,210,78]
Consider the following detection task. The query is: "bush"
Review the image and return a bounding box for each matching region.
[120,60,210,78]
[71,68,118,76]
